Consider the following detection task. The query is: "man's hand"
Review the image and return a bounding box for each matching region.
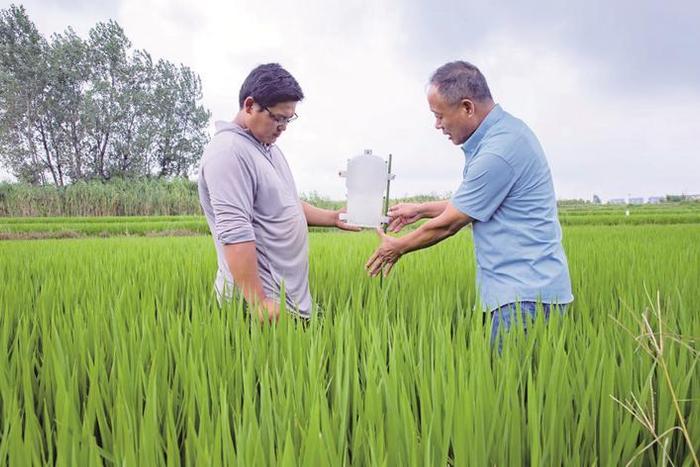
[224,242,280,324]
[303,202,361,231]
[387,203,423,232]
[334,207,362,232]
[255,299,280,324]
[366,203,473,278]
[365,228,404,277]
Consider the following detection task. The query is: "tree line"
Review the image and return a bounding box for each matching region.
[0,4,210,186]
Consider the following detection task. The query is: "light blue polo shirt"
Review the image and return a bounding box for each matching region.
[451,104,573,311]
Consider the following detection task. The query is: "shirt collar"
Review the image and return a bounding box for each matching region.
[230,121,273,154]
[461,104,504,158]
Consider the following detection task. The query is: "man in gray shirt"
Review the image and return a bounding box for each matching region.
[198,63,357,323]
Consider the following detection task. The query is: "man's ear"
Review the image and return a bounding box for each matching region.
[243,96,256,114]
[460,99,475,116]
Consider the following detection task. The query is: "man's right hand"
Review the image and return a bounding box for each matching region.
[256,299,281,324]
[387,203,423,232]
[224,242,281,325]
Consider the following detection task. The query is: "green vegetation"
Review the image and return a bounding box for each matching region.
[0,225,698,465]
[2,179,698,218]
[3,202,700,240]
[0,179,202,217]
[0,5,210,186]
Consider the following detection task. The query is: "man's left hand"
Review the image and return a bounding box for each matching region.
[366,228,403,277]
[334,208,362,232]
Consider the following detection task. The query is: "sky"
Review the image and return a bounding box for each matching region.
[3,0,700,201]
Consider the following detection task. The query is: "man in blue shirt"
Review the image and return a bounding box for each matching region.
[366,60,573,342]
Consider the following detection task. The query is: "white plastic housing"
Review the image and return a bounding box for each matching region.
[339,149,394,228]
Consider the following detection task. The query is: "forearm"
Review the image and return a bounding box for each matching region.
[397,204,471,254]
[223,241,267,306]
[419,200,449,218]
[394,219,458,255]
[302,201,335,227]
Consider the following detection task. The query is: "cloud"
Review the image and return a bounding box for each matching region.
[17,0,119,36]
[400,0,700,93]
[466,33,700,200]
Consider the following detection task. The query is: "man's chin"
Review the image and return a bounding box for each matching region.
[446,134,463,145]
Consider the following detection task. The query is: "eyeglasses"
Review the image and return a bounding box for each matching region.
[261,105,298,125]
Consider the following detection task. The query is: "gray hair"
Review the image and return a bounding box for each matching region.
[429,61,492,104]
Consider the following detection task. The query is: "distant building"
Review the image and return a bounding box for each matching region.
[689,194,700,201]
[628,197,644,205]
[608,198,626,205]
[648,196,664,204]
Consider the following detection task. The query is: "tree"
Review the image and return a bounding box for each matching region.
[0,5,210,185]
[149,60,210,177]
[0,4,51,184]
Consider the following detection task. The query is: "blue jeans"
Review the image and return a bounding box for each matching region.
[490,301,568,349]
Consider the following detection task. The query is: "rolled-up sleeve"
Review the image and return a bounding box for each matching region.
[452,153,515,222]
[202,150,257,245]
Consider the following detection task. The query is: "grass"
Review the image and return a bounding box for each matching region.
[0,224,698,465]
[2,179,698,217]
[1,205,700,240]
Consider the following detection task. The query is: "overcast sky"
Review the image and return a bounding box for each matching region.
[3,0,700,201]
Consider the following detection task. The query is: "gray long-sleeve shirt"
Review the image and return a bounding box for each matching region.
[198,121,312,316]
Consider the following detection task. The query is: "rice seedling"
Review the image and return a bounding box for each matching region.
[0,224,698,465]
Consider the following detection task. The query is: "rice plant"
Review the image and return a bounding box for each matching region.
[0,225,698,465]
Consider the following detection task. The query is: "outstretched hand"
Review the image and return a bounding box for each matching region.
[334,208,362,232]
[387,203,422,233]
[365,227,403,277]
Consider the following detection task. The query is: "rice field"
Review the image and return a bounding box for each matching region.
[2,203,700,240]
[1,221,698,465]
